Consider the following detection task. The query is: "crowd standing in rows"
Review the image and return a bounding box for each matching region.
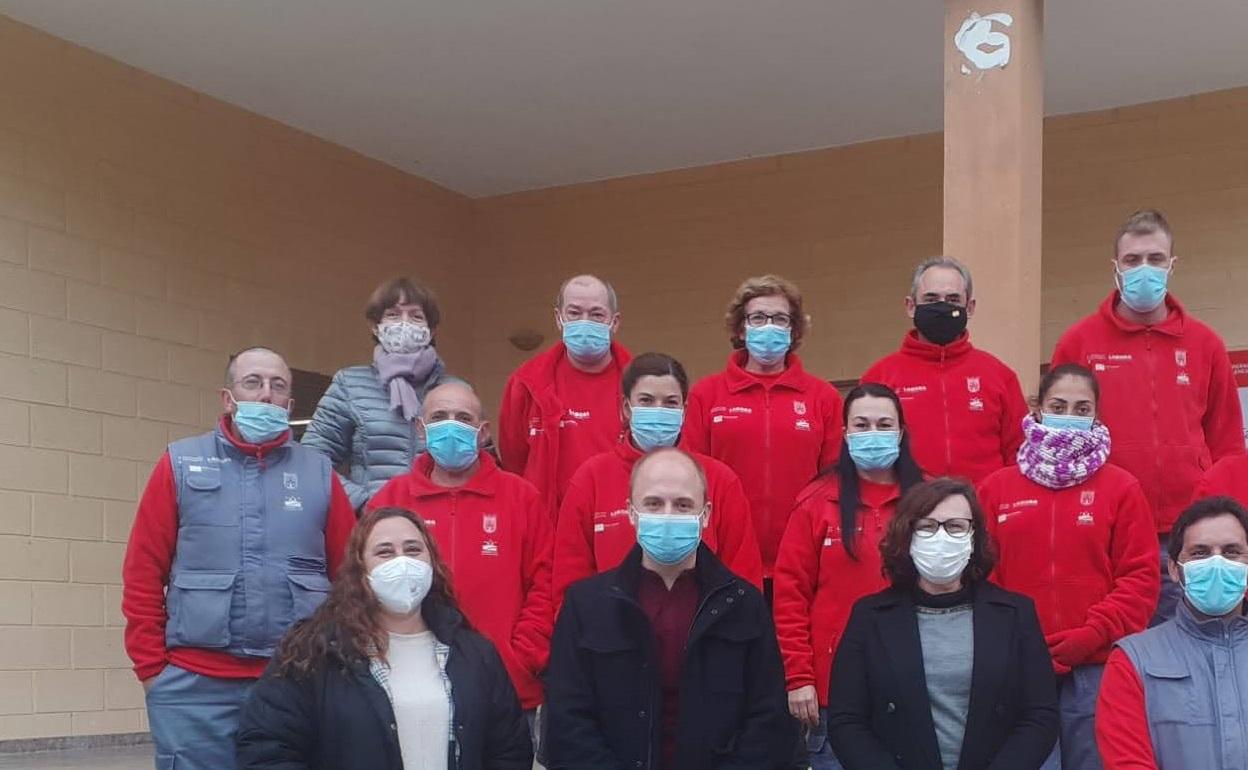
[120,208,1248,770]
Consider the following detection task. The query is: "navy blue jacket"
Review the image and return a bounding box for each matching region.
[236,604,532,770]
[544,544,794,770]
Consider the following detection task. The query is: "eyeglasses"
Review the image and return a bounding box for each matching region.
[744,312,793,329]
[233,375,291,397]
[914,517,974,539]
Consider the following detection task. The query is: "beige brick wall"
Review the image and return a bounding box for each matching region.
[3,7,1248,745]
[471,88,1248,412]
[0,15,474,740]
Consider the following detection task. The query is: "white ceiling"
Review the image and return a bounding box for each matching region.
[3,1,1247,197]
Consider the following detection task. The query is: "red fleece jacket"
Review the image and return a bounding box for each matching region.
[1052,292,1244,532]
[861,331,1028,484]
[122,419,355,682]
[368,452,554,709]
[684,351,843,575]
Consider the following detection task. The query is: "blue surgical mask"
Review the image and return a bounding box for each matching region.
[846,430,901,471]
[229,395,289,445]
[562,320,611,361]
[629,407,684,452]
[1041,413,1095,432]
[423,419,480,472]
[1182,554,1248,617]
[1117,264,1170,313]
[635,511,703,565]
[744,324,791,366]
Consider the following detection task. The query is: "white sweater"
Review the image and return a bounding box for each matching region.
[387,631,451,770]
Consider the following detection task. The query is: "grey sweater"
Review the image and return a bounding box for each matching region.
[916,595,975,770]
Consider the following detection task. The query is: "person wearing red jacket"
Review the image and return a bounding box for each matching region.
[368,382,553,723]
[685,275,843,582]
[498,274,631,515]
[1051,209,1245,624]
[1195,453,1248,506]
[1095,496,1248,770]
[773,383,924,770]
[123,347,356,770]
[861,256,1028,485]
[553,352,763,607]
[978,363,1158,770]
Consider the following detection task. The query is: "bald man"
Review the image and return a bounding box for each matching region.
[545,448,791,770]
[122,347,356,770]
[370,381,554,728]
[499,274,633,514]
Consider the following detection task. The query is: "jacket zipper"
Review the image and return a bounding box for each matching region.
[763,389,773,560]
[939,347,952,472]
[1145,332,1162,505]
[1050,495,1058,627]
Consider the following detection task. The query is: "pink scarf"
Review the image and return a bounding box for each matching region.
[373,345,441,422]
[1016,414,1111,490]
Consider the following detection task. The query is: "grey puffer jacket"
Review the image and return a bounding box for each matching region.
[301,361,453,510]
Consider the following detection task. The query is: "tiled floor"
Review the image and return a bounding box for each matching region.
[0,746,151,769]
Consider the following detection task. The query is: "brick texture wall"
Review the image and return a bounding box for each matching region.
[3,10,1248,743]
[0,16,473,740]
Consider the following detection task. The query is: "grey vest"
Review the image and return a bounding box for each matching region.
[1118,602,1248,770]
[166,428,333,659]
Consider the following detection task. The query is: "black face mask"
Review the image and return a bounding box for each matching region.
[913,301,968,346]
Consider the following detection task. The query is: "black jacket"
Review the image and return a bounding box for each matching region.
[827,581,1058,770]
[544,544,794,770]
[235,604,532,770]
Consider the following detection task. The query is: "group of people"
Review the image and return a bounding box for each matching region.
[119,207,1248,770]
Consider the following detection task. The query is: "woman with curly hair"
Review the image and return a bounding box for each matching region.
[827,478,1058,770]
[236,507,532,770]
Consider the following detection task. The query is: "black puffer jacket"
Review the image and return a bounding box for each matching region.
[236,604,532,770]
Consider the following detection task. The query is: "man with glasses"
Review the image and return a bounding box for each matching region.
[122,347,356,770]
[1053,209,1244,622]
[1096,496,1248,769]
[862,256,1028,483]
[499,274,631,513]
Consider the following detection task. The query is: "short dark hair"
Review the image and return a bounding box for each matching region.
[1115,208,1174,255]
[1037,363,1100,407]
[880,477,996,588]
[622,353,690,401]
[1168,496,1248,563]
[365,277,441,329]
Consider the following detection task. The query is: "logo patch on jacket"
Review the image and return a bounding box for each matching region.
[1080,490,1095,506]
[481,539,499,557]
[284,495,303,511]
[969,397,984,412]
[482,514,497,534]
[966,376,981,393]
[283,472,298,490]
[795,419,811,431]
[1077,512,1095,526]
[793,401,807,415]
[1175,349,1187,367]
[1176,372,1190,386]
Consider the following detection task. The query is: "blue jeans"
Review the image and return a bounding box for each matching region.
[145,664,255,770]
[1151,534,1181,626]
[1039,664,1106,770]
[807,708,845,770]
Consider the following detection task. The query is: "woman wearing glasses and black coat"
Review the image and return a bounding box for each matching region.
[827,478,1059,770]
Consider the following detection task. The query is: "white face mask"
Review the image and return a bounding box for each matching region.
[377,320,432,355]
[910,530,973,585]
[367,556,433,615]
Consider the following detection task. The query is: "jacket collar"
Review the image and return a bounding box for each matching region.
[403,451,501,498]
[1097,290,1187,337]
[897,329,974,363]
[1175,598,1248,644]
[216,416,291,460]
[514,340,632,394]
[609,543,735,602]
[723,349,810,394]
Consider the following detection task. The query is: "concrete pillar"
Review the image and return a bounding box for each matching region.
[943,0,1044,393]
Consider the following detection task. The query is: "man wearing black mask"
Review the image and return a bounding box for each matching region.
[861,256,1028,483]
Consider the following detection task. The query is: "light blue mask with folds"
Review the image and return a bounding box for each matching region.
[846,430,901,471]
[1117,264,1170,313]
[562,320,612,361]
[744,324,791,366]
[230,395,290,445]
[635,511,703,565]
[1040,413,1095,432]
[424,419,480,472]
[630,407,684,452]
[1182,555,1248,617]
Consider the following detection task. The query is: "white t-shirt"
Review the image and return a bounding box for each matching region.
[387,630,451,770]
